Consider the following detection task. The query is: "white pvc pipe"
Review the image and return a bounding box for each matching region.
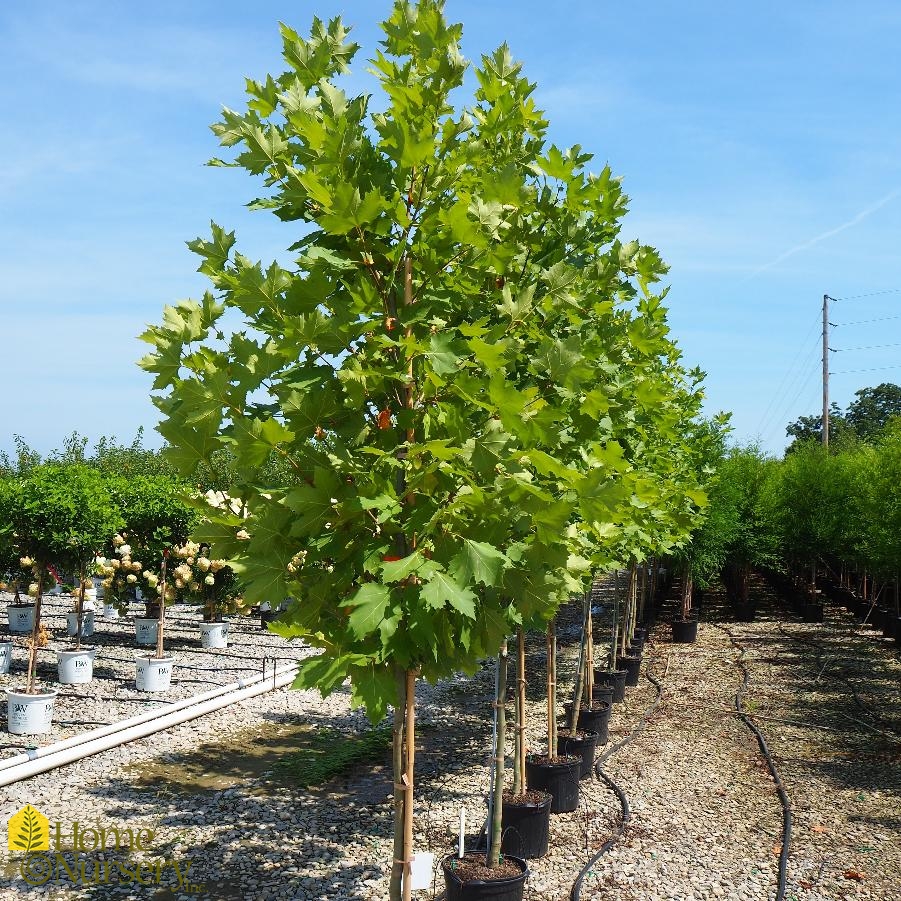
[0,661,298,771]
[0,663,299,786]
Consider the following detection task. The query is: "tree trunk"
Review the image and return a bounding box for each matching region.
[639,562,647,623]
[681,565,693,620]
[586,601,594,708]
[569,593,590,733]
[487,641,508,868]
[25,570,45,695]
[75,566,85,651]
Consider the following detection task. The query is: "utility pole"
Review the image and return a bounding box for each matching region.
[822,294,830,447]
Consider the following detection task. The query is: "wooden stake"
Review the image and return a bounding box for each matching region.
[402,669,415,901]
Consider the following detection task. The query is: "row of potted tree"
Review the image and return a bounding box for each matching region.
[138,3,729,898]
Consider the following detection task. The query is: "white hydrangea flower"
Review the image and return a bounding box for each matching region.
[19,556,33,568]
[197,557,211,572]
[113,534,125,547]
[126,574,137,584]
[204,574,215,586]
[27,582,39,597]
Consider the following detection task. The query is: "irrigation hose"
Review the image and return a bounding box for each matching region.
[570,650,664,901]
[716,624,792,901]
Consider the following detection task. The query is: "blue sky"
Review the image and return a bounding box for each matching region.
[2,1,900,458]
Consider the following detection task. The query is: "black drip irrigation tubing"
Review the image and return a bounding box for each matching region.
[569,649,665,901]
[714,623,792,901]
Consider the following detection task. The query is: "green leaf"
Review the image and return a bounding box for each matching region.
[345,583,390,638]
[420,572,477,618]
[450,540,508,587]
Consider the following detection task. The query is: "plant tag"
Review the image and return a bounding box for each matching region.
[409,852,433,890]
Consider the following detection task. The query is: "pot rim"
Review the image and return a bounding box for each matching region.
[135,655,175,665]
[5,687,59,700]
[7,603,35,610]
[56,648,97,658]
[441,852,528,886]
[525,753,582,768]
[502,790,552,809]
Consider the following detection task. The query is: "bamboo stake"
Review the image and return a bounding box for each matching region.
[547,620,557,753]
[401,669,415,901]
[515,628,526,793]
[390,667,405,901]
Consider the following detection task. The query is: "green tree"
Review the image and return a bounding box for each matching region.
[140,2,711,893]
[845,382,901,442]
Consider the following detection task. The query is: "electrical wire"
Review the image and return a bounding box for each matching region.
[833,313,901,327]
[831,342,901,352]
[829,365,901,375]
[829,288,901,301]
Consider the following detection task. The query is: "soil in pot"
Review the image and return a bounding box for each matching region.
[501,790,551,859]
[617,654,641,687]
[556,729,598,779]
[525,754,581,813]
[442,852,528,901]
[672,619,698,643]
[594,669,627,703]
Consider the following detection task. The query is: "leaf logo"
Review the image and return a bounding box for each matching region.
[7,804,49,852]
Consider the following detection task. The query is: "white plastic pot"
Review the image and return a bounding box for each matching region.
[6,689,58,735]
[134,618,159,646]
[103,603,120,620]
[199,621,229,649]
[135,656,174,692]
[66,611,95,638]
[7,604,35,634]
[0,642,12,675]
[93,577,105,600]
[57,648,97,684]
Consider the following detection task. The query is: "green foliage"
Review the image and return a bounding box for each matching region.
[141,0,712,720]
[272,725,391,787]
[0,463,123,572]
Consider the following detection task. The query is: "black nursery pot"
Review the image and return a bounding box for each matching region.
[564,700,611,742]
[803,603,824,623]
[734,603,756,623]
[587,683,615,708]
[260,610,278,629]
[616,654,641,687]
[525,755,581,813]
[594,669,627,702]
[671,618,698,644]
[895,617,901,647]
[442,853,528,901]
[501,793,551,859]
[882,616,896,639]
[556,730,598,779]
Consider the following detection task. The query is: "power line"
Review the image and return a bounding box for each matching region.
[831,341,901,352]
[829,364,901,375]
[829,288,901,301]
[755,311,821,438]
[833,313,901,326]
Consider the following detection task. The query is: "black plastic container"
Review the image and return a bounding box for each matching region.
[587,683,615,709]
[672,619,698,643]
[617,654,641,687]
[443,853,528,901]
[501,793,551,859]
[525,756,581,813]
[594,669,627,703]
[882,616,897,639]
[564,700,611,743]
[260,610,278,629]
[556,730,598,779]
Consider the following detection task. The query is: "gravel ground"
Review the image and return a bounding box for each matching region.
[0,578,897,901]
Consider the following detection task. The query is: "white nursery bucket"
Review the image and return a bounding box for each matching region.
[134,618,159,645]
[199,622,229,649]
[57,648,97,684]
[135,656,174,692]
[6,689,58,735]
[0,642,12,675]
[7,604,35,634]
[66,611,95,638]
[103,603,120,619]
